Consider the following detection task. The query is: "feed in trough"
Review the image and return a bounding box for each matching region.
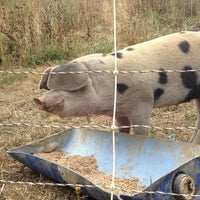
[35,151,145,195]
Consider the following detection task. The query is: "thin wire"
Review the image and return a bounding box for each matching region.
[1,69,200,75]
[110,0,117,199]
[2,179,200,198]
[1,121,198,131]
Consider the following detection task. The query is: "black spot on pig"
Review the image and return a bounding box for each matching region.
[117,83,129,94]
[181,66,200,102]
[154,88,164,101]
[111,52,123,59]
[178,40,190,54]
[159,68,168,84]
[126,47,134,51]
[102,53,107,57]
[183,85,200,102]
[181,66,197,89]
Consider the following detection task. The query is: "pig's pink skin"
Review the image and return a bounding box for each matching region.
[34,97,64,113]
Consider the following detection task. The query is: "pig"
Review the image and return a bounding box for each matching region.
[34,31,200,144]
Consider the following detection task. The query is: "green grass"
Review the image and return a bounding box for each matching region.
[185,111,197,121]
[0,73,27,86]
[93,36,114,53]
[28,44,68,66]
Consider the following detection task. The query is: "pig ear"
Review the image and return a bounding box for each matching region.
[39,67,52,90]
[47,62,90,91]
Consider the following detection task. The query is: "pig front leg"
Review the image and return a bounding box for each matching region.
[116,102,153,135]
[129,102,153,136]
[116,116,131,133]
[188,98,200,144]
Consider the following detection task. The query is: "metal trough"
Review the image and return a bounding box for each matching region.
[7,128,200,200]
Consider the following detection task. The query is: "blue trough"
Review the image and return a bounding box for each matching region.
[7,128,200,200]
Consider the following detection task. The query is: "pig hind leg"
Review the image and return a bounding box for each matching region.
[188,98,200,144]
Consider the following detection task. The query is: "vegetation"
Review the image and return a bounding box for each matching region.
[0,73,27,86]
[0,0,200,68]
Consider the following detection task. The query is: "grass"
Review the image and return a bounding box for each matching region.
[0,0,200,67]
[0,73,27,86]
[28,44,67,66]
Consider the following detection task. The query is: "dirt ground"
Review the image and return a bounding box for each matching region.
[0,66,198,200]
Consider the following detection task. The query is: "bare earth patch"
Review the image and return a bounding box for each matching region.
[0,66,197,199]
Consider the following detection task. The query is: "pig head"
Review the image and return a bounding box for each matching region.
[34,62,111,118]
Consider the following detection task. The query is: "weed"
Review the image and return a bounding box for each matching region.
[185,111,197,121]
[28,44,68,66]
[93,36,114,53]
[28,53,43,66]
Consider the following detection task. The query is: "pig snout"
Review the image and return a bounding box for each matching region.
[34,97,64,112]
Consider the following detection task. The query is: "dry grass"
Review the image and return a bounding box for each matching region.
[0,0,200,67]
[0,66,197,200]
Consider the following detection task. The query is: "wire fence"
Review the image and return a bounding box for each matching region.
[1,68,200,75]
[0,120,198,131]
[1,179,200,198]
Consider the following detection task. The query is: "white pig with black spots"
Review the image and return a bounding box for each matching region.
[34,31,200,143]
